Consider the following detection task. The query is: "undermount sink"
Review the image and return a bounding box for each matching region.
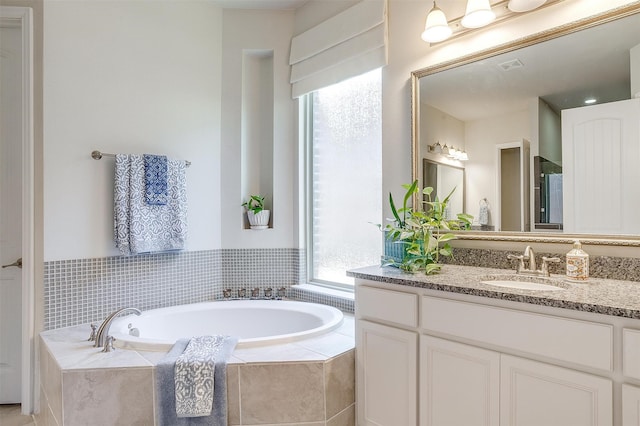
[480,275,570,292]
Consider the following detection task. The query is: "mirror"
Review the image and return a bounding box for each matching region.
[423,159,464,221]
[412,6,640,243]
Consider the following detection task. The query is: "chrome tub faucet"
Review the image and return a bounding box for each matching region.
[93,307,141,348]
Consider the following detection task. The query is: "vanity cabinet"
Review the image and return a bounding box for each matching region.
[500,354,612,426]
[420,335,500,426]
[356,285,418,426]
[355,280,627,426]
[622,384,640,426]
[357,320,418,426]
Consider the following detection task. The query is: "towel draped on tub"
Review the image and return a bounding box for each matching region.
[155,336,238,426]
[114,154,187,255]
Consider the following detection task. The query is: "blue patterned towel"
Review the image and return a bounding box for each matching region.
[114,154,188,255]
[144,154,168,205]
[155,336,238,426]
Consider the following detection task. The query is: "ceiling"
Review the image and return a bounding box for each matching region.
[211,0,309,9]
[419,12,640,122]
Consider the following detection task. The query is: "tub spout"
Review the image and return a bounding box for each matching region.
[94,307,141,348]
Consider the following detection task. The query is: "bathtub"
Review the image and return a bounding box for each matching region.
[109,299,344,351]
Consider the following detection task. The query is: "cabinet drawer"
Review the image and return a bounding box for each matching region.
[422,296,613,371]
[623,328,640,380]
[357,286,418,328]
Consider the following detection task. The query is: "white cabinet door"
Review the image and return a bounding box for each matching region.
[356,319,418,426]
[501,355,612,426]
[623,384,640,426]
[420,335,500,426]
[562,98,640,234]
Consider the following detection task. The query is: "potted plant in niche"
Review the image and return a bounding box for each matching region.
[242,195,270,230]
[379,180,473,274]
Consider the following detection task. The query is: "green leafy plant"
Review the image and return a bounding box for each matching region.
[380,180,473,274]
[242,195,266,214]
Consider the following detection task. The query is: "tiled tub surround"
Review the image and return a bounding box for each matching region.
[446,247,640,282]
[348,264,640,319]
[43,249,307,330]
[37,315,355,426]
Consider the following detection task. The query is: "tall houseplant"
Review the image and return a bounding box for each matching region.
[380,180,472,274]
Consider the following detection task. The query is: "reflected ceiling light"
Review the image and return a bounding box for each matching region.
[584,98,597,104]
[461,0,495,29]
[421,1,452,43]
[507,0,547,12]
[429,141,444,154]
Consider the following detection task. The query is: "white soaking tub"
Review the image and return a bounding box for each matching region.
[109,299,344,351]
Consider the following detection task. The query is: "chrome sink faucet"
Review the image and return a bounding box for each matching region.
[93,307,141,348]
[507,246,560,277]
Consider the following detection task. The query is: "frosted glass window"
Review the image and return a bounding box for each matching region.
[309,69,382,286]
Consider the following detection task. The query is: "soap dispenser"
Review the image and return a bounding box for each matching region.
[566,240,589,281]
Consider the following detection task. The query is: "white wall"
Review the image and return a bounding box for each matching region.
[382,0,640,231]
[463,109,530,226]
[43,1,223,261]
[220,9,296,249]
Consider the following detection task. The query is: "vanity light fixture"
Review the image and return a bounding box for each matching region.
[422,1,453,43]
[461,0,496,29]
[429,142,469,161]
[421,0,560,45]
[429,141,444,154]
[507,0,547,12]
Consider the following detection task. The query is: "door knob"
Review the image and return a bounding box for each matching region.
[2,258,22,269]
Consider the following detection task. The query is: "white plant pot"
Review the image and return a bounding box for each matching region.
[247,210,270,230]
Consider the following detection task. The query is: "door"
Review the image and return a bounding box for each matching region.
[496,140,530,232]
[357,319,418,426]
[420,335,500,426]
[562,98,640,234]
[500,355,612,426]
[0,18,24,403]
[623,384,640,426]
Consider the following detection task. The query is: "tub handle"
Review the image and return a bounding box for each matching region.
[102,335,116,352]
[222,289,232,299]
[251,288,260,298]
[88,324,97,342]
[264,287,273,298]
[237,288,247,298]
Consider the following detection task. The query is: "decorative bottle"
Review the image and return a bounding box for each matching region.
[566,240,589,281]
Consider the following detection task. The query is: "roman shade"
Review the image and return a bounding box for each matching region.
[289,0,388,98]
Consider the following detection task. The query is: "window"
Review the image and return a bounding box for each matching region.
[305,69,382,288]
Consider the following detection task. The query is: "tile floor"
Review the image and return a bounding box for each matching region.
[0,404,35,426]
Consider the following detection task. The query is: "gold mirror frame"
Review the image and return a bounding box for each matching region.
[411,3,640,248]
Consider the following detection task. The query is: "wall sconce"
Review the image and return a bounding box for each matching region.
[421,0,555,45]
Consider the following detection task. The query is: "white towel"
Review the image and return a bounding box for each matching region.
[114,154,187,255]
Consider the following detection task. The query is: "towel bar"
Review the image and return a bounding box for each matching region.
[91,150,191,167]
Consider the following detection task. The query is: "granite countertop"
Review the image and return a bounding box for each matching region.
[347,265,640,319]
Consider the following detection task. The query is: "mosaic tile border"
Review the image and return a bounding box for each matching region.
[43,248,331,330]
[43,250,222,330]
[290,285,354,313]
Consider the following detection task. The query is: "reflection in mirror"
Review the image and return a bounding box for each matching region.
[422,159,464,221]
[412,8,640,238]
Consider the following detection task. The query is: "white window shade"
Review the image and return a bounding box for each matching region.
[289,0,388,98]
